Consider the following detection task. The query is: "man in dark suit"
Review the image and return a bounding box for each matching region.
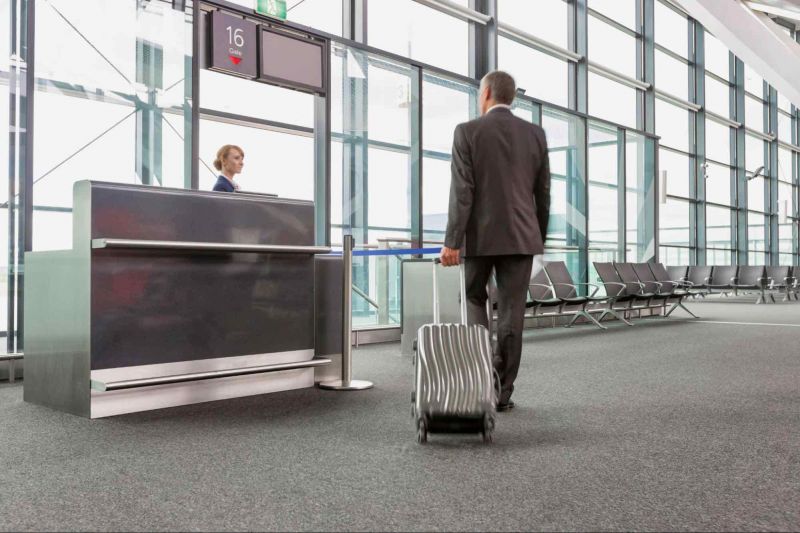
[440,70,551,411]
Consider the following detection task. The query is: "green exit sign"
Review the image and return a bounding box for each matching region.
[255,0,287,20]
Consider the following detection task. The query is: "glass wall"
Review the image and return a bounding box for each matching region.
[33,0,193,252]
[15,0,800,341]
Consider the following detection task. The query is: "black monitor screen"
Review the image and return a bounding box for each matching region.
[259,28,325,94]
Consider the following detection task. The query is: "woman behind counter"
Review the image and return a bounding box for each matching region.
[212,144,245,192]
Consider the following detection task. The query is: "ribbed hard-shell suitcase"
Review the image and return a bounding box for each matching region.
[412,260,497,444]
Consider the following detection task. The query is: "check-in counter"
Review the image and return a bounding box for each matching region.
[23,181,342,418]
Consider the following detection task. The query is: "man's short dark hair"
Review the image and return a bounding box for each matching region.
[481,70,516,105]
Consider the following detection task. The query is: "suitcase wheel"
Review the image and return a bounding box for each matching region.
[416,417,428,444]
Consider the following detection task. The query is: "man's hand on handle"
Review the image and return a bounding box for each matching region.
[440,246,460,267]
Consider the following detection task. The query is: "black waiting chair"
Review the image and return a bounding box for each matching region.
[731,265,770,303]
[667,265,688,284]
[593,262,646,324]
[632,262,697,319]
[544,261,625,328]
[649,263,701,317]
[765,266,797,302]
[613,262,663,311]
[685,266,712,296]
[707,265,738,296]
[527,267,606,330]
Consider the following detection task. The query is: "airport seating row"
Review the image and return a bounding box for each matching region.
[666,265,798,304]
[523,261,697,330]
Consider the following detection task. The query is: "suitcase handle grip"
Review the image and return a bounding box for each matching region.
[432,258,467,325]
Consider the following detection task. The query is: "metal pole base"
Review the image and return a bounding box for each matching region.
[318,379,374,391]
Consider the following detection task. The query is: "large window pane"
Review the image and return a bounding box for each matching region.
[421,75,476,240]
[497,0,569,48]
[744,64,764,98]
[587,73,637,129]
[330,46,415,328]
[34,0,192,252]
[777,181,795,254]
[200,70,314,128]
[746,134,765,173]
[366,62,413,146]
[745,95,765,132]
[777,111,793,142]
[747,211,766,265]
[284,0,342,35]
[588,15,637,76]
[705,119,731,164]
[778,146,793,183]
[543,107,586,282]
[705,162,732,206]
[1,0,10,335]
[704,32,730,81]
[706,205,732,250]
[707,248,733,265]
[656,98,691,152]
[704,74,731,118]
[660,246,691,266]
[368,0,468,75]
[588,0,638,30]
[659,148,692,198]
[422,75,475,154]
[655,0,688,58]
[655,50,689,100]
[588,123,619,258]
[198,120,314,199]
[778,92,792,114]
[659,198,690,246]
[499,37,569,108]
[748,177,766,214]
[626,133,655,262]
[223,0,342,34]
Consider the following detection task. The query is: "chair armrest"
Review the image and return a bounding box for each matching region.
[528,283,555,300]
[560,282,602,297]
[551,283,578,298]
[598,281,627,296]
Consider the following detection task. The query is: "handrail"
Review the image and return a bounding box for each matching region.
[91,357,332,392]
[352,285,379,309]
[92,239,331,254]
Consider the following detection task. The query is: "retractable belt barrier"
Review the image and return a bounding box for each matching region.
[319,243,443,392]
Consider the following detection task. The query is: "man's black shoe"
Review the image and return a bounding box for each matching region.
[497,400,515,412]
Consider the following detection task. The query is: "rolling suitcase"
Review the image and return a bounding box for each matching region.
[412,259,498,444]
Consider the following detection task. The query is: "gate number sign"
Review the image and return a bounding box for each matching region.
[210,11,257,79]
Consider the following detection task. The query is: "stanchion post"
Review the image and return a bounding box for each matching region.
[319,234,373,391]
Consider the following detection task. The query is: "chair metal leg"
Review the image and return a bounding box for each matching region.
[666,301,698,319]
[565,313,581,328]
[579,310,607,330]
[605,308,633,326]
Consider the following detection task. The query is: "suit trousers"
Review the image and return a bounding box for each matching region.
[464,254,533,404]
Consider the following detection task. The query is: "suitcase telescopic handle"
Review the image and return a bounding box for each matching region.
[432,259,468,325]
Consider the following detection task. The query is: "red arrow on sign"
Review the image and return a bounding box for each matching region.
[229,55,242,65]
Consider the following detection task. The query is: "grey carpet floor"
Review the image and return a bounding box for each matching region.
[2,302,800,532]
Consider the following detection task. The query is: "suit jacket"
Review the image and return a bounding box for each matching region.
[444,107,551,257]
[213,176,236,193]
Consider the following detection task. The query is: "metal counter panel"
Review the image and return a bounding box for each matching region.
[90,249,315,370]
[86,182,314,246]
[314,254,343,357]
[23,250,91,417]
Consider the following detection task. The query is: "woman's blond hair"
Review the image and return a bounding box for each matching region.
[213,144,244,172]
